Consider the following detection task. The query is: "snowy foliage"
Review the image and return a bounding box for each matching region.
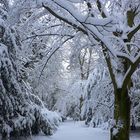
[0,1,61,139]
[82,67,114,127]
[131,68,140,124]
[0,0,140,139]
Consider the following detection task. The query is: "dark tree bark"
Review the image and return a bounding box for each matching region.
[111,88,131,140]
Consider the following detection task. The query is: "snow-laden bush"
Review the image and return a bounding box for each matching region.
[0,5,61,139]
[0,41,61,138]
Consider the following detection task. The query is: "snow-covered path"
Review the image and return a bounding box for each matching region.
[1,121,139,140]
[32,121,109,140]
[50,121,109,140]
[32,121,139,140]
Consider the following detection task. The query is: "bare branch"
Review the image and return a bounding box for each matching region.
[102,44,117,91]
[22,33,74,42]
[38,35,74,82]
[127,24,140,41]
[122,55,140,91]
[84,0,94,17]
[42,3,87,34]
[96,0,106,18]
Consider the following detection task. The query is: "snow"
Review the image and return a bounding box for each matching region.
[112,128,119,136]
[31,121,110,140]
[3,121,137,140]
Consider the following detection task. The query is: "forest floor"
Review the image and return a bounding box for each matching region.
[1,121,139,140]
[31,120,139,140]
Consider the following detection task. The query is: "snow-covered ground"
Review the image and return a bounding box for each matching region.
[0,121,139,140]
[31,121,109,140]
[31,121,139,140]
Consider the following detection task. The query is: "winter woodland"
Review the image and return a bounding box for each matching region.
[0,0,140,140]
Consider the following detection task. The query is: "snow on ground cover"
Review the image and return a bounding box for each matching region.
[31,121,139,140]
[31,121,109,140]
[0,121,139,140]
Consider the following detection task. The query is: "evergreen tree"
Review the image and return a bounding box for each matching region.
[0,1,61,139]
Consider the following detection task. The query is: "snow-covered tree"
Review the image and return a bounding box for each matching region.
[83,67,114,128]
[0,1,61,139]
[38,0,140,140]
[1,1,139,139]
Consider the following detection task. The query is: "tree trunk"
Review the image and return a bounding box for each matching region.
[111,88,131,140]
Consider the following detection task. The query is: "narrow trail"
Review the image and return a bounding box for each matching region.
[49,121,109,140]
[2,121,138,140]
[31,121,139,140]
[33,121,109,140]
